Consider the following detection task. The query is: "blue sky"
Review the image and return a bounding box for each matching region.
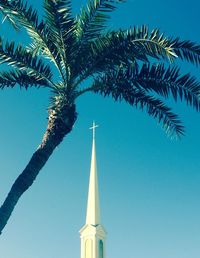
[0,1,200,258]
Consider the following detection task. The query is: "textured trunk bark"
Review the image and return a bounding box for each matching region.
[0,101,77,235]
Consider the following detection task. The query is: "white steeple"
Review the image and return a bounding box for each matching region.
[86,122,100,225]
[79,122,106,258]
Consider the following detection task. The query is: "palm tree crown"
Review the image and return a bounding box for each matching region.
[0,0,200,234]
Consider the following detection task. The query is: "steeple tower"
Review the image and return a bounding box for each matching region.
[80,122,106,258]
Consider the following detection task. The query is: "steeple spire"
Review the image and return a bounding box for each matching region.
[79,122,106,258]
[86,121,100,225]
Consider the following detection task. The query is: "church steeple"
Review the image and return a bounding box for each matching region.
[86,122,100,225]
[79,122,106,258]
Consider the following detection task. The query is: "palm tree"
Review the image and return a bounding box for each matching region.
[0,0,200,234]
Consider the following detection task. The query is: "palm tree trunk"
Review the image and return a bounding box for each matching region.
[0,102,77,235]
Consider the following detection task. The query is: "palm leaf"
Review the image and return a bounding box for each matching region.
[0,0,39,30]
[0,0,63,75]
[91,76,184,138]
[44,0,76,80]
[127,26,177,60]
[72,0,125,78]
[81,60,200,137]
[72,26,178,80]
[171,38,200,66]
[0,37,54,87]
[123,63,200,111]
[0,69,50,89]
[0,4,20,30]
[75,0,125,43]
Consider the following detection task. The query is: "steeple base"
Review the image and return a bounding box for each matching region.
[80,224,106,258]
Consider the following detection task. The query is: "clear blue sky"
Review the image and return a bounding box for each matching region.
[0,1,200,258]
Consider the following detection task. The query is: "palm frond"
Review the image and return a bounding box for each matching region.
[0,0,63,76]
[0,4,20,30]
[171,38,200,66]
[123,63,200,111]
[72,25,178,80]
[0,37,54,87]
[0,69,50,89]
[127,26,177,60]
[44,0,76,80]
[0,0,39,30]
[75,0,125,43]
[92,25,178,62]
[91,76,184,138]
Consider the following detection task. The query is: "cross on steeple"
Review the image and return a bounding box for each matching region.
[89,121,99,139]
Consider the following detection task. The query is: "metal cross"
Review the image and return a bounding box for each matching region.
[89,121,99,139]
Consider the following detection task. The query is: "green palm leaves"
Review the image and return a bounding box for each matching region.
[76,0,125,43]
[0,0,200,137]
[44,0,76,80]
[172,38,200,65]
[91,64,200,137]
[0,37,52,77]
[0,70,49,89]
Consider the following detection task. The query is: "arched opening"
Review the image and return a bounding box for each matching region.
[99,240,103,258]
[85,239,93,258]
